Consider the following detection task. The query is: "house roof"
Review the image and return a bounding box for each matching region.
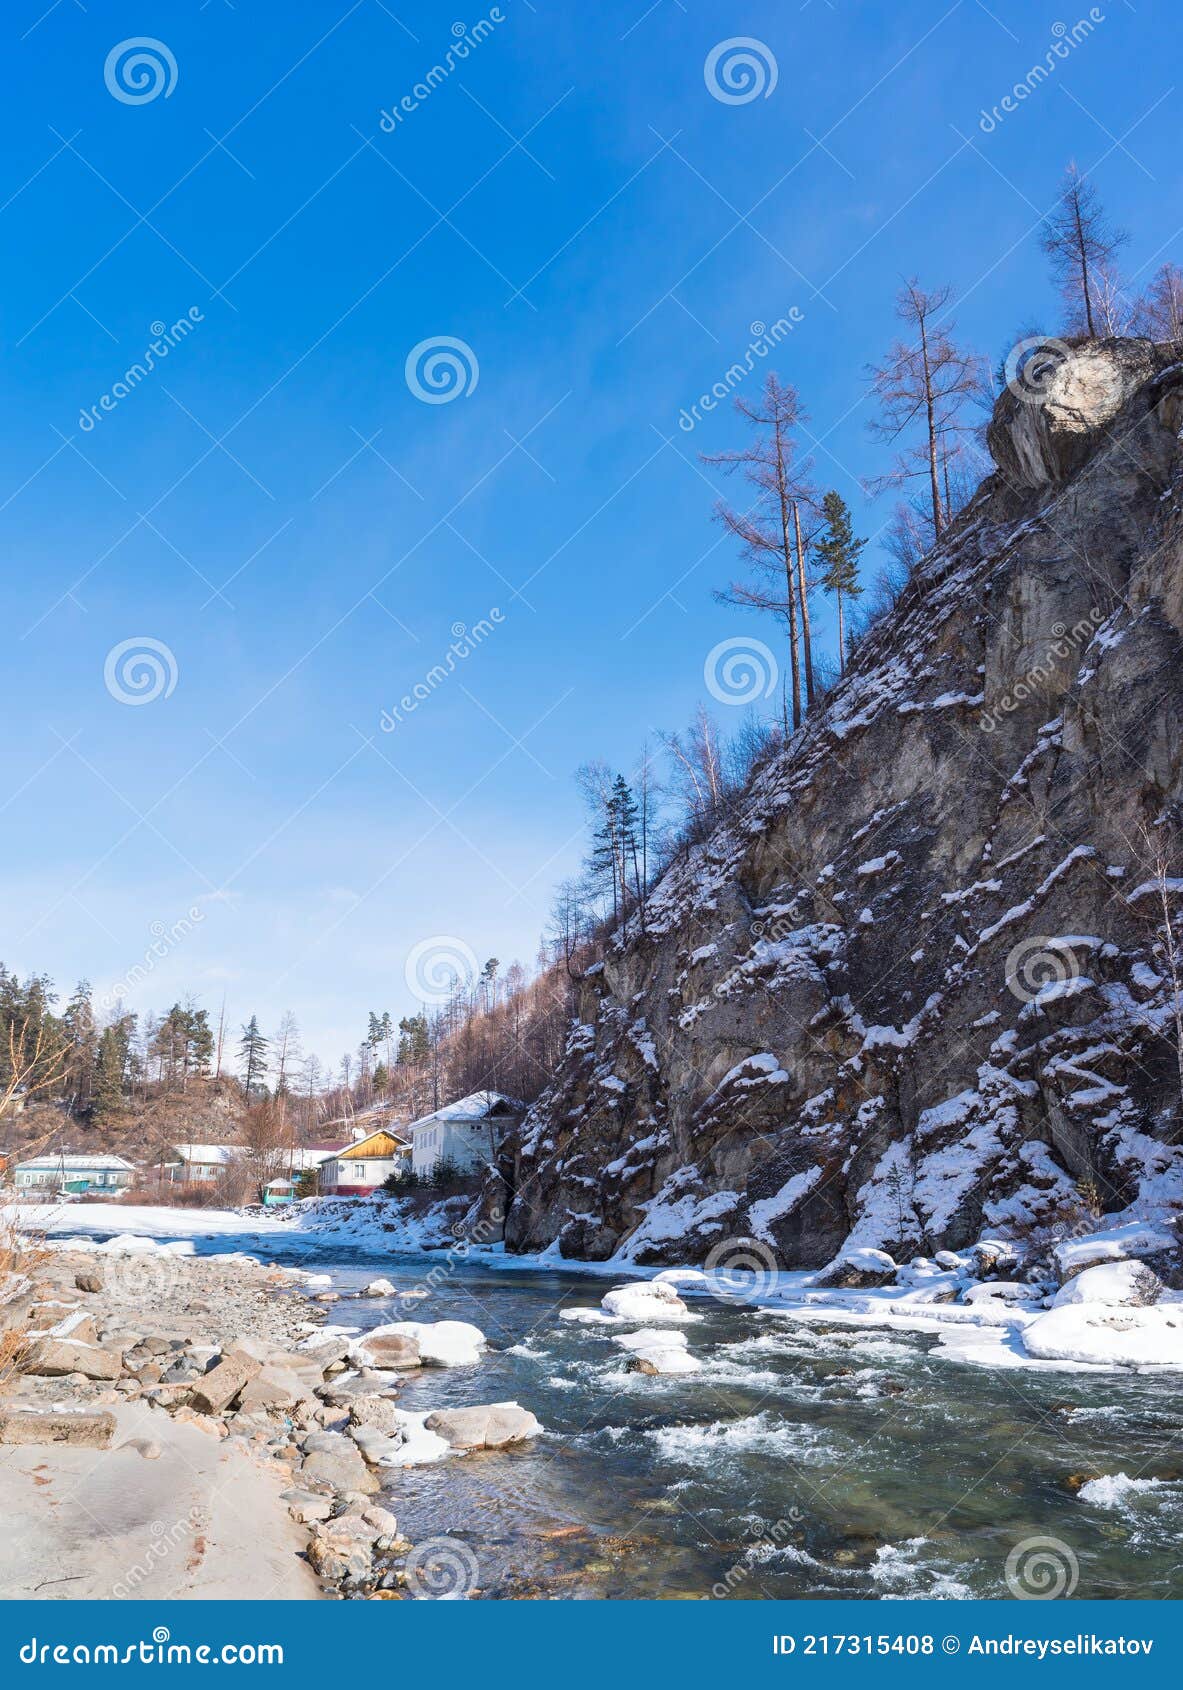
[175,1143,241,1165]
[17,1153,137,1173]
[286,1143,349,1170]
[336,1129,408,1161]
[408,1090,525,1136]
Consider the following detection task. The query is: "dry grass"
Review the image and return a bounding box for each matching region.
[0,1212,49,1395]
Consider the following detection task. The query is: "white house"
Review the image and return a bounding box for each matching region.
[318,1128,410,1197]
[173,1143,241,1185]
[13,1152,137,1196]
[409,1090,524,1181]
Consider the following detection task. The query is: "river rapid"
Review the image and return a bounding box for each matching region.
[165,1236,1183,1601]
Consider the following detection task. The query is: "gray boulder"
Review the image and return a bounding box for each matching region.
[424,1401,541,1450]
[299,1431,377,1493]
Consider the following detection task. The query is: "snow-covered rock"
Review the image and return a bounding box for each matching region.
[355,1320,485,1367]
[1052,1260,1160,1308]
[1021,1303,1183,1369]
[613,1328,702,1375]
[961,1280,1035,1306]
[378,1410,452,1467]
[358,1278,398,1298]
[600,1281,694,1322]
[1052,1223,1177,1280]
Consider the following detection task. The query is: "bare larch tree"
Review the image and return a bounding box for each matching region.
[706,374,817,730]
[866,279,983,546]
[1041,162,1128,338]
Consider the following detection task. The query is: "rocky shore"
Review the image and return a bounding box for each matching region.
[0,1237,540,1600]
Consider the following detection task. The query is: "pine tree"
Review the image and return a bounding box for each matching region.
[63,981,98,1112]
[92,1017,133,1126]
[590,787,623,922]
[611,775,645,924]
[187,1006,214,1078]
[238,1015,270,1102]
[397,1013,430,1066]
[815,491,866,674]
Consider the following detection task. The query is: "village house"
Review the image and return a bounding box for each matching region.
[409,1090,524,1181]
[172,1142,241,1185]
[286,1141,350,1179]
[317,1126,411,1196]
[12,1152,137,1197]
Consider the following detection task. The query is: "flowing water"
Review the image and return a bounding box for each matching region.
[91,1230,1183,1599]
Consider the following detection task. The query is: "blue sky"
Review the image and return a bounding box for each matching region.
[1,0,1179,1073]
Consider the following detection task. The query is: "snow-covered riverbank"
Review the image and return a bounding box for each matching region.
[12,1198,1182,1376]
[8,1202,1183,1599]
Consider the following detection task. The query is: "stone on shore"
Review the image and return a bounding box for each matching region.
[348,1394,404,1435]
[188,1350,262,1414]
[348,1423,403,1465]
[424,1401,542,1449]
[0,1407,116,1448]
[281,1488,334,1525]
[306,1514,376,1582]
[300,1430,377,1493]
[237,1366,309,1413]
[22,1337,122,1381]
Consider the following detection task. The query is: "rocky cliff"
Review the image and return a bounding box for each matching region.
[501,338,1183,1269]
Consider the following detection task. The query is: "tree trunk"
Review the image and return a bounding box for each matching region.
[776,494,802,729]
[1073,192,1095,336]
[919,317,943,540]
[793,500,815,710]
[836,587,845,675]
